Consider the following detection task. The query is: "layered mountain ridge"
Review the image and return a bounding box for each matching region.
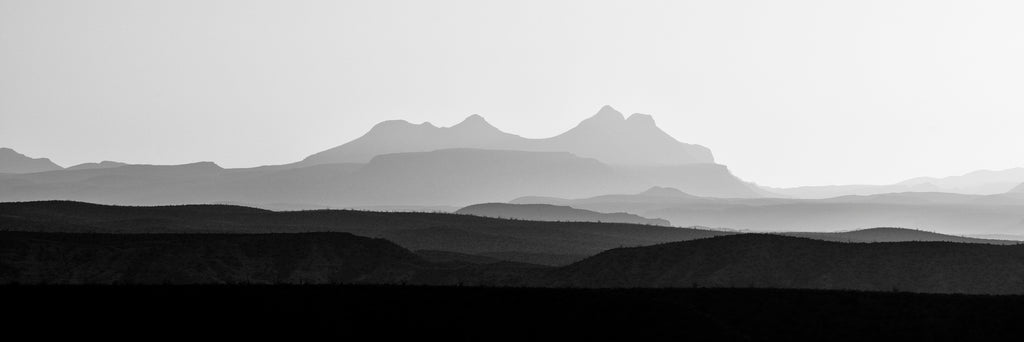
[0,106,762,207]
[299,105,715,166]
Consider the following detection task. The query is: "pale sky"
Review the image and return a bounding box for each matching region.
[2,0,1023,187]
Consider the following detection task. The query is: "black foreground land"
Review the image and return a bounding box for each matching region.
[3,285,1024,341]
[5,201,1024,339]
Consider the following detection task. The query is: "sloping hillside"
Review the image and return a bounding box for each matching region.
[550,234,1024,294]
[0,201,728,263]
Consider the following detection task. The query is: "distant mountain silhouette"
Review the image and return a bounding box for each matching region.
[0,161,228,204]
[67,161,128,170]
[0,148,760,207]
[456,203,671,226]
[770,167,1024,198]
[300,106,714,166]
[299,114,524,166]
[1010,182,1024,193]
[549,234,1024,294]
[0,148,62,174]
[339,149,622,205]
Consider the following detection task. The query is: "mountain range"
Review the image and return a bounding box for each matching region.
[4,105,1024,233]
[299,105,714,166]
[0,106,763,208]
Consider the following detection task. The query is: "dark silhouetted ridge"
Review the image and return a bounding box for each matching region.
[551,234,1024,294]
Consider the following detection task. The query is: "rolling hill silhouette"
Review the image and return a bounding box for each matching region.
[0,148,62,174]
[549,234,1024,294]
[457,202,671,226]
[299,105,714,166]
[0,201,728,265]
[5,224,1024,294]
[0,232,427,284]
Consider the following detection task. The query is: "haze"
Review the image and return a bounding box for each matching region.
[2,0,1022,187]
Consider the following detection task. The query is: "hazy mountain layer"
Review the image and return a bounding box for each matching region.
[769,167,1024,198]
[0,148,62,174]
[0,149,761,207]
[514,188,1024,235]
[457,203,670,226]
[299,106,714,166]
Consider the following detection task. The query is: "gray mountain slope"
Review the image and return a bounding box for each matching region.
[67,161,128,170]
[0,148,761,207]
[0,148,63,174]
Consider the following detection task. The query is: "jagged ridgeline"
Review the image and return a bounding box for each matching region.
[0,106,763,208]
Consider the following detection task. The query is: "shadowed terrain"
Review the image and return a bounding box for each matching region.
[456,202,670,226]
[553,234,1024,294]
[6,285,1024,341]
[0,201,727,265]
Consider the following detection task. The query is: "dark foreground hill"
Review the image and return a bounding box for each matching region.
[0,231,544,285]
[553,234,1024,294]
[8,229,1024,294]
[4,285,1024,341]
[785,227,1019,244]
[0,201,728,265]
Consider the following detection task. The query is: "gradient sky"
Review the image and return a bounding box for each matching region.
[2,0,1023,187]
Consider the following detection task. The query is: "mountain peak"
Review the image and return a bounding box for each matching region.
[452,114,495,129]
[370,119,437,131]
[68,161,128,171]
[301,106,716,166]
[591,105,626,121]
[626,113,656,127]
